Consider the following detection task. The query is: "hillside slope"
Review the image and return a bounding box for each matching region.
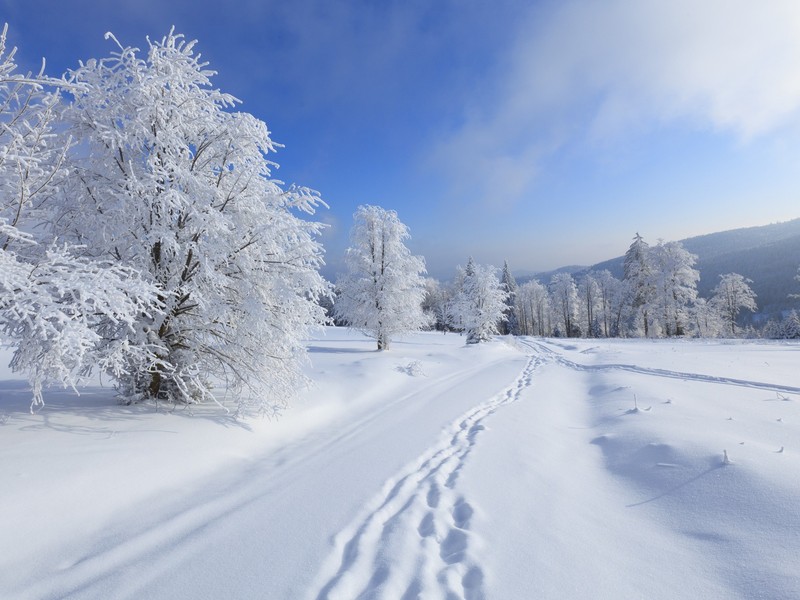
[535,219,800,318]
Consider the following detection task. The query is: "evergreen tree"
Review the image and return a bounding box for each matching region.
[623,233,655,336]
[453,258,507,344]
[499,260,520,335]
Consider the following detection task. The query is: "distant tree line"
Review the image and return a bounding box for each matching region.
[348,228,800,342]
[334,219,800,344]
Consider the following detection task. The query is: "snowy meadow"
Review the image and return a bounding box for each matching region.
[2,328,799,599]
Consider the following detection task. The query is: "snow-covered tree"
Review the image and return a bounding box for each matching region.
[594,270,625,338]
[452,258,507,344]
[623,233,655,337]
[764,310,800,339]
[1,238,159,408]
[0,25,160,410]
[334,205,428,350]
[49,30,328,411]
[711,273,757,336]
[690,297,723,338]
[517,279,551,336]
[578,272,601,337]
[649,240,699,337]
[550,273,579,337]
[499,260,519,335]
[421,277,454,332]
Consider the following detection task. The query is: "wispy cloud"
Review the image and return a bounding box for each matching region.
[432,0,800,206]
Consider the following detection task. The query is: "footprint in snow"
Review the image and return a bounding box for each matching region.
[439,529,468,565]
[311,355,539,600]
[453,498,474,530]
[418,512,436,538]
[426,483,440,508]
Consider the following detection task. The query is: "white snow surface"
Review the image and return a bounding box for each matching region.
[2,328,799,599]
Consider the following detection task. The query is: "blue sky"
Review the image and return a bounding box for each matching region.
[3,0,799,279]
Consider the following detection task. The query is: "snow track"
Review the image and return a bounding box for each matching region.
[5,334,529,600]
[522,339,800,395]
[310,355,541,600]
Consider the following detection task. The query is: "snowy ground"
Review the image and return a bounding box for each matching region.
[2,328,799,599]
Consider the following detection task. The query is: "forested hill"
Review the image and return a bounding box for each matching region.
[539,219,800,319]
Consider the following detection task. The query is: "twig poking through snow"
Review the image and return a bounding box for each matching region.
[397,361,426,377]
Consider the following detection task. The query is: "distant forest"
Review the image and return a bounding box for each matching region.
[538,219,800,321]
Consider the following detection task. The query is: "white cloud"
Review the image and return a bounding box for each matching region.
[432,0,800,204]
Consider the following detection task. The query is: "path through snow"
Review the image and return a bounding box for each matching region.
[311,355,541,599]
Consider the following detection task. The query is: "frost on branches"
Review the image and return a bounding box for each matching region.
[452,258,507,344]
[56,30,328,411]
[0,25,157,410]
[712,273,757,336]
[649,240,699,337]
[334,205,428,350]
[1,27,329,413]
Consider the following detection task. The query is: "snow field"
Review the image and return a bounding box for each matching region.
[1,330,799,599]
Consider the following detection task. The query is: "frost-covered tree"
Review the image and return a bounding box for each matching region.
[712,273,757,336]
[594,270,625,338]
[0,29,64,247]
[421,277,454,332]
[0,25,159,410]
[1,237,159,408]
[452,258,507,344]
[690,297,723,338]
[649,240,699,337]
[49,30,328,411]
[578,272,600,338]
[550,273,579,337]
[764,310,800,339]
[517,279,550,336]
[334,205,428,350]
[623,233,655,337]
[499,260,519,335]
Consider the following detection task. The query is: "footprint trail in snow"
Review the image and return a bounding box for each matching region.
[311,354,542,600]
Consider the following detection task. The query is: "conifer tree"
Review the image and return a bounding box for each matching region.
[500,260,520,335]
[623,233,655,337]
[453,258,507,344]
